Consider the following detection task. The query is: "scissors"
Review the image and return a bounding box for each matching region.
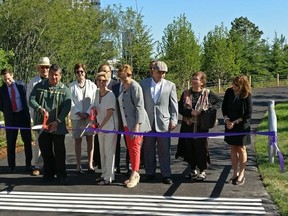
[79,107,97,137]
[31,112,50,139]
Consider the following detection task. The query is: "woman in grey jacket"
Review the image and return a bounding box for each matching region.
[116,64,151,188]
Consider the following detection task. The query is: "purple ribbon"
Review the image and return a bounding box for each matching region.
[87,128,284,172]
[86,127,274,138]
[270,131,284,173]
[0,124,284,172]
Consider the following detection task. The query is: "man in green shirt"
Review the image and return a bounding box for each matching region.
[29,64,72,184]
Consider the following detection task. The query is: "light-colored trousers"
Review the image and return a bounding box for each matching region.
[98,132,117,182]
[33,132,43,169]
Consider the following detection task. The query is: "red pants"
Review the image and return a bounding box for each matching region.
[124,126,143,172]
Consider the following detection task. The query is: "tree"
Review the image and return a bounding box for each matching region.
[202,23,238,84]
[229,16,268,76]
[0,0,52,81]
[160,14,201,91]
[0,0,113,83]
[0,49,13,70]
[269,34,288,76]
[43,0,104,82]
[108,6,153,80]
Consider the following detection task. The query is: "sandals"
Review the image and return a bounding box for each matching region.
[97,180,111,185]
[96,177,104,183]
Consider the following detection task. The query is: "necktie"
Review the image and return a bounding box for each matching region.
[10,84,17,112]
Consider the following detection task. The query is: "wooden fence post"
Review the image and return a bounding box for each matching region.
[277,74,279,86]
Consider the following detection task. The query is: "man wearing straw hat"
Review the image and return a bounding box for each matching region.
[27,57,51,176]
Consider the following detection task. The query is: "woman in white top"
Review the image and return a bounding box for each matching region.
[69,63,97,174]
[94,72,118,185]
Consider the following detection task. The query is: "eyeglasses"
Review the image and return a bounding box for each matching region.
[97,79,107,82]
[40,66,50,69]
[76,70,84,74]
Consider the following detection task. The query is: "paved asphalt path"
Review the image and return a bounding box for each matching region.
[0,86,287,215]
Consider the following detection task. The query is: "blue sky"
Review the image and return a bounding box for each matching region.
[101,0,288,44]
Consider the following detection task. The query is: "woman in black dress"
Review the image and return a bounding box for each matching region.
[222,75,252,185]
[177,71,221,181]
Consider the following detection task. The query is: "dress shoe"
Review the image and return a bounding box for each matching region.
[57,177,68,185]
[162,177,173,184]
[8,167,15,173]
[126,174,140,188]
[142,175,155,182]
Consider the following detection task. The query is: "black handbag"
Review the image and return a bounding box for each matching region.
[199,108,217,131]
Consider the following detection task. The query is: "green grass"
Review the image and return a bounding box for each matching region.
[255,102,288,215]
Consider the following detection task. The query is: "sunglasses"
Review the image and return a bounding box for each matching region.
[40,66,50,69]
[76,70,84,74]
[192,77,200,81]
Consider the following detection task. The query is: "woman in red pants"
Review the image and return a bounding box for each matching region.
[116,64,151,188]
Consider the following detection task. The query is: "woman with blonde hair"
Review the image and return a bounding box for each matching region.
[116,64,151,188]
[94,71,118,185]
[222,75,252,185]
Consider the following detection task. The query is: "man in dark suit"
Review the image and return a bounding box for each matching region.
[0,68,33,172]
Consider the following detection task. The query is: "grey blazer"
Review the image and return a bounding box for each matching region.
[140,78,178,132]
[120,79,151,133]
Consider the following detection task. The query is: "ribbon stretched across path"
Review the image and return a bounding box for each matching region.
[0,124,284,172]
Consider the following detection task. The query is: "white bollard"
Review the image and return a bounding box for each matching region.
[268,100,277,163]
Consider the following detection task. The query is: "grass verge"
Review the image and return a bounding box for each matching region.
[255,102,288,215]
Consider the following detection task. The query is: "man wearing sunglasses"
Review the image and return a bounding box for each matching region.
[27,57,51,176]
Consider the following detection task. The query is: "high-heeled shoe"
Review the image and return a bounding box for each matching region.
[236,177,245,185]
[228,176,238,184]
[126,175,140,188]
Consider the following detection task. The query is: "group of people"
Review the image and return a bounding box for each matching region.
[0,56,252,187]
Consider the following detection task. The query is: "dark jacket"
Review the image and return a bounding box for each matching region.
[0,81,30,126]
